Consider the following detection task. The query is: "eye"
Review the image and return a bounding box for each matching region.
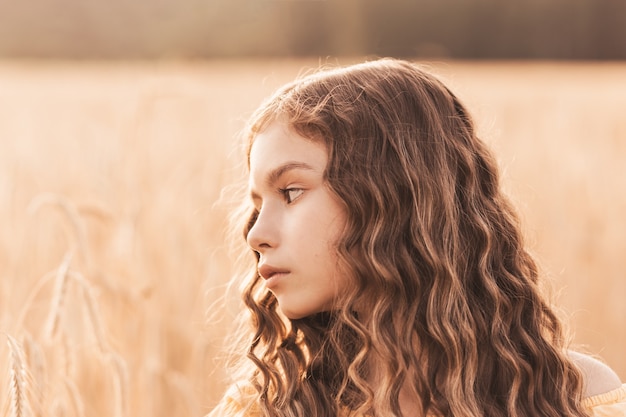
[279,188,304,204]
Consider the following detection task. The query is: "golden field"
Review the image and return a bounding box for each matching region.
[0,59,624,416]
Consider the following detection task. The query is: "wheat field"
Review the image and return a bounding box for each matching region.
[0,59,624,416]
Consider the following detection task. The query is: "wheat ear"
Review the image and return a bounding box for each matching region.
[21,334,46,406]
[6,334,30,417]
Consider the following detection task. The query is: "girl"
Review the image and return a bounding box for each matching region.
[210,59,624,416]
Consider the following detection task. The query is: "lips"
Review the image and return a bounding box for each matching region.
[258,264,290,280]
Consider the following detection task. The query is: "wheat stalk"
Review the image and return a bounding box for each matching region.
[108,353,129,417]
[164,370,197,416]
[43,251,74,341]
[69,271,109,354]
[13,270,57,333]
[62,377,85,417]
[27,193,91,270]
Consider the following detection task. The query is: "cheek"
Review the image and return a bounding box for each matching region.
[308,209,345,251]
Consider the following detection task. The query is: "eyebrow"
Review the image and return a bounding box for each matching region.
[250,161,318,199]
[267,162,317,185]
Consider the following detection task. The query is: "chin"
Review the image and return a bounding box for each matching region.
[280,309,309,320]
[278,303,317,320]
[281,307,334,321]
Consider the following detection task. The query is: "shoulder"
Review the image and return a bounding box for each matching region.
[207,382,261,417]
[568,350,623,398]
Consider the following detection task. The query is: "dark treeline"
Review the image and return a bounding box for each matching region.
[0,0,625,60]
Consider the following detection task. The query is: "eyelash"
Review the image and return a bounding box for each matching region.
[279,187,304,204]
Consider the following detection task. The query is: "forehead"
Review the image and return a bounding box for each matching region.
[248,122,328,180]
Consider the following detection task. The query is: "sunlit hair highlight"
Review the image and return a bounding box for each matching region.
[222,59,589,417]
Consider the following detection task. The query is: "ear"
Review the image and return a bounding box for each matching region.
[568,350,622,398]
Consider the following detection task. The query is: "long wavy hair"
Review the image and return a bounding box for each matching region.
[217,59,589,417]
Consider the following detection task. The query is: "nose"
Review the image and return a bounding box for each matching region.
[246,207,278,253]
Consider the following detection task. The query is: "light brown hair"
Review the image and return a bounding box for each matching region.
[218,58,588,417]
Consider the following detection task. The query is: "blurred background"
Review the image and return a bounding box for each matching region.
[0,1,625,417]
[1,0,626,59]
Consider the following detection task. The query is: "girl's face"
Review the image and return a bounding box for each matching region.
[247,120,349,319]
